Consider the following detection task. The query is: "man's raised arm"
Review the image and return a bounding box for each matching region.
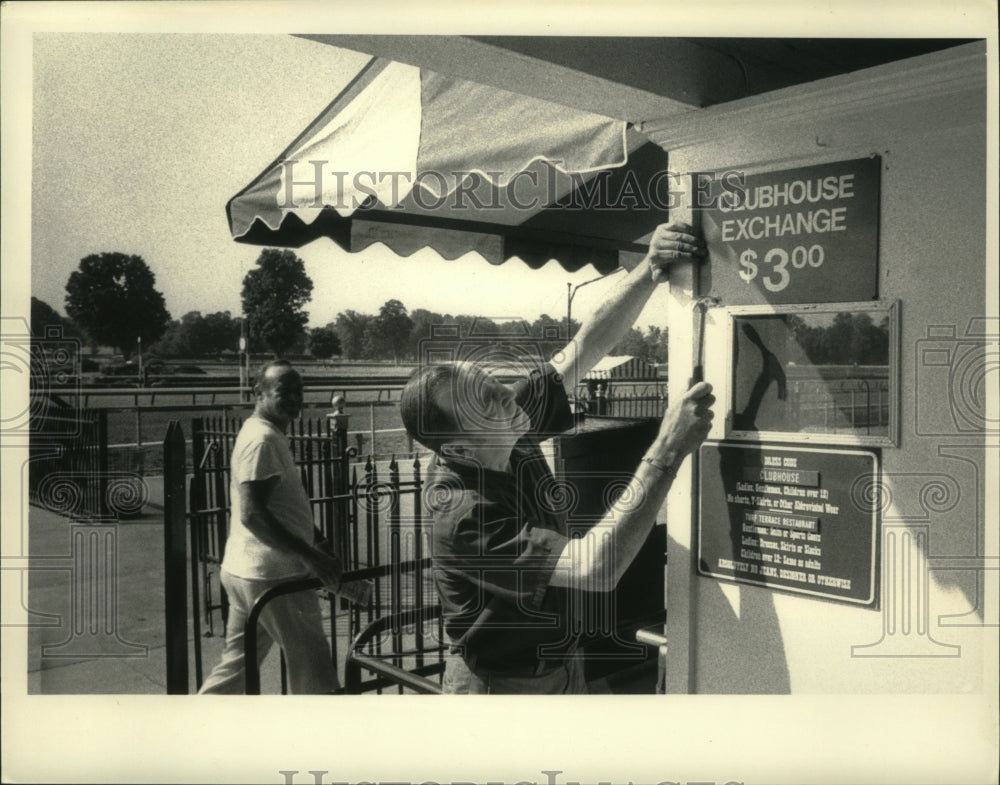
[549,381,715,592]
[551,221,706,397]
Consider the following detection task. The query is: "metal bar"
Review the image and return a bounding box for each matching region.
[244,577,318,695]
[332,419,351,565]
[350,466,361,634]
[187,476,204,689]
[369,459,381,628]
[242,563,432,693]
[163,420,189,694]
[322,430,335,544]
[412,456,424,667]
[388,456,402,684]
[190,420,213,638]
[97,409,110,517]
[345,604,445,694]
[345,655,443,695]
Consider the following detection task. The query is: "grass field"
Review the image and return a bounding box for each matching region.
[63,358,664,475]
[104,401,420,475]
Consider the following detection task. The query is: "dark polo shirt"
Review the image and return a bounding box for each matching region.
[426,363,577,670]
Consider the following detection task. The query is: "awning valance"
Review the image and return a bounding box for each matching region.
[227,56,668,273]
[584,355,660,380]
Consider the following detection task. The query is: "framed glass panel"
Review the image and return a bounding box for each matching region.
[726,301,899,446]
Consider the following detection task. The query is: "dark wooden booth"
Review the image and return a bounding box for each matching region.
[551,416,665,692]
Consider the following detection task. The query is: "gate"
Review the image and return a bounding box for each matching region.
[164,413,444,693]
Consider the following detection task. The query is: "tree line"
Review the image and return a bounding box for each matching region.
[786,312,890,366]
[35,247,670,364]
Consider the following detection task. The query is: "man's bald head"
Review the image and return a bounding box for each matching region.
[253,359,303,429]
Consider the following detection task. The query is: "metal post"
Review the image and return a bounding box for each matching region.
[187,474,204,689]
[163,420,189,693]
[412,456,424,666]
[566,281,572,339]
[97,409,110,517]
[567,270,622,343]
[329,410,350,565]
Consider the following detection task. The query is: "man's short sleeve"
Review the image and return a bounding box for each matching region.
[232,426,286,485]
[511,362,573,438]
[437,505,568,613]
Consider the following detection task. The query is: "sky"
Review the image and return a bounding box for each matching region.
[28,33,655,334]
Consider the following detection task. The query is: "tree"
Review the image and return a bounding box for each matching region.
[241,249,313,357]
[64,252,171,358]
[150,318,185,357]
[200,311,241,356]
[149,310,239,357]
[309,326,342,360]
[335,310,375,360]
[31,297,81,340]
[407,308,446,360]
[530,313,579,341]
[156,312,199,357]
[367,299,414,364]
[644,325,669,364]
[611,327,648,360]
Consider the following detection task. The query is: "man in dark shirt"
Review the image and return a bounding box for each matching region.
[400,222,715,694]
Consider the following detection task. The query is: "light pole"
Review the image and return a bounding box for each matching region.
[239,317,248,402]
[566,269,624,338]
[565,269,624,395]
[137,336,142,383]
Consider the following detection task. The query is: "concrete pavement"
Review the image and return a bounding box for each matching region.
[27,477,280,694]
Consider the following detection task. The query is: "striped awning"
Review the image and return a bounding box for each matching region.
[584,355,660,380]
[227,57,668,273]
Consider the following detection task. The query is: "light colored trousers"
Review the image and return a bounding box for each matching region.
[198,570,338,695]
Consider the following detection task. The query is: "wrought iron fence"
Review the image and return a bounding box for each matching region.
[576,381,667,420]
[165,414,444,694]
[28,405,149,520]
[788,378,891,433]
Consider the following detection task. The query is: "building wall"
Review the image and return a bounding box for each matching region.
[659,44,994,693]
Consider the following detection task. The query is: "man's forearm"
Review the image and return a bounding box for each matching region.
[553,222,705,393]
[550,381,715,593]
[551,449,680,592]
[559,264,658,389]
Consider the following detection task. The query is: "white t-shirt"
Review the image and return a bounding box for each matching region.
[221,416,314,580]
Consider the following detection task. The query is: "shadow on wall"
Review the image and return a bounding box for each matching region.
[678,541,792,694]
[868,443,989,637]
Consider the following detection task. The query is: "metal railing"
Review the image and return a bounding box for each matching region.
[242,564,444,695]
[27,405,148,519]
[788,378,890,433]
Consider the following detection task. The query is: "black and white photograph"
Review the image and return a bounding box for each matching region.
[2,2,997,783]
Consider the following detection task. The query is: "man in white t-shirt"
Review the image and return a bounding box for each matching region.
[199,360,343,694]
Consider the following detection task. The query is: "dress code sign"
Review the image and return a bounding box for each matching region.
[697,157,881,304]
[698,441,879,605]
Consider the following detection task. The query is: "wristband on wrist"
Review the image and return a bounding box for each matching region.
[642,455,678,481]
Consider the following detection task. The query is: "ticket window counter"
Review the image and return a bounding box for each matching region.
[722,301,899,447]
[694,301,899,613]
[546,416,666,693]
